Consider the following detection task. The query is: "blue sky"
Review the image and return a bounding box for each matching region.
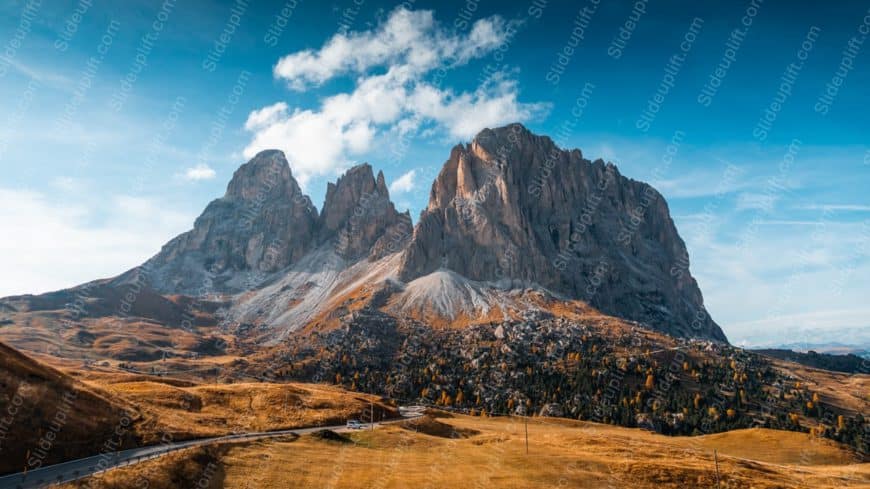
[0,0,868,347]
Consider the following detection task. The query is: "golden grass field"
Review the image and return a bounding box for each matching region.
[0,340,394,475]
[104,379,397,443]
[0,343,140,475]
[63,412,870,489]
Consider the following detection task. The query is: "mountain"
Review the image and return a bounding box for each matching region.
[318,163,412,260]
[0,124,723,343]
[219,124,723,341]
[128,149,319,296]
[121,152,413,299]
[399,124,724,341]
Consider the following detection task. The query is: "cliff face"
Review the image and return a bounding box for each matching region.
[137,150,319,295]
[399,124,725,341]
[319,163,412,261]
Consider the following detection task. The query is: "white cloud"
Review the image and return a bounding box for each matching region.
[798,204,870,212]
[753,219,822,226]
[50,176,85,193]
[735,192,777,212]
[729,308,870,331]
[245,8,547,185]
[273,9,507,90]
[184,164,216,181]
[389,169,417,194]
[409,73,544,139]
[728,309,870,348]
[0,188,193,297]
[653,170,752,199]
[245,102,290,131]
[1,58,75,92]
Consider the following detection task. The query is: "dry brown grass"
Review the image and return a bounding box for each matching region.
[65,412,869,489]
[0,312,239,382]
[60,443,234,489]
[102,380,397,443]
[0,340,396,477]
[219,414,870,489]
[770,359,870,415]
[0,342,141,475]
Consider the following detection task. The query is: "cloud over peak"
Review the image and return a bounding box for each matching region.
[244,7,546,185]
[183,164,217,181]
[389,169,417,194]
[273,9,507,91]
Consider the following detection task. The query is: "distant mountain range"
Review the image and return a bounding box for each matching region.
[742,333,870,357]
[753,342,870,359]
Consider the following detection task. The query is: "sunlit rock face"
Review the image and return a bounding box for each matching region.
[134,150,319,295]
[319,163,412,261]
[399,124,725,341]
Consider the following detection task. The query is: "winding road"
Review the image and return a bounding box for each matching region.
[0,411,423,489]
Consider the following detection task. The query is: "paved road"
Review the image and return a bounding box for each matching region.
[0,417,417,489]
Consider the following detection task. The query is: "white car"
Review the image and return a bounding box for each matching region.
[346,419,364,430]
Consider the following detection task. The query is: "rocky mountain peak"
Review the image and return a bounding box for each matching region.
[127,150,414,296]
[376,169,388,196]
[320,163,412,260]
[224,150,308,206]
[401,123,726,341]
[320,163,378,233]
[470,122,543,155]
[133,151,319,295]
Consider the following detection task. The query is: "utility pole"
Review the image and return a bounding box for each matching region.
[524,416,529,455]
[370,399,374,431]
[713,449,721,489]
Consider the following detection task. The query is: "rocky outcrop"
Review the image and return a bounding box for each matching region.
[133,150,319,295]
[399,124,725,341]
[124,153,413,296]
[319,163,412,260]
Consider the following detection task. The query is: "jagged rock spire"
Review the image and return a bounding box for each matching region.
[319,163,411,260]
[136,150,319,295]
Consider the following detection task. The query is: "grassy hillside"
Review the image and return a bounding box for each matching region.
[101,380,396,443]
[0,341,396,476]
[0,342,140,475]
[62,412,869,489]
